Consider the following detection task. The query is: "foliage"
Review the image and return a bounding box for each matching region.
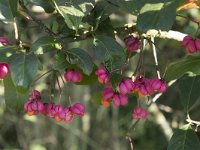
[0,0,200,149]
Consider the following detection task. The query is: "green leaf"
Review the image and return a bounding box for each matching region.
[92,0,118,23]
[110,0,144,15]
[27,0,55,13]
[0,0,18,21]
[10,53,39,93]
[168,124,200,150]
[55,0,94,15]
[137,0,182,32]
[177,76,200,112]
[165,54,200,81]
[58,6,85,31]
[67,48,93,75]
[53,52,70,71]
[0,46,18,61]
[55,0,95,31]
[110,73,122,89]
[3,74,28,111]
[95,18,115,37]
[93,36,126,70]
[30,36,60,54]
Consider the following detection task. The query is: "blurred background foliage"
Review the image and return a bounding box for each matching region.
[0,0,200,150]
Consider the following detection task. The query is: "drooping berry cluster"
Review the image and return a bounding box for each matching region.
[133,107,148,120]
[95,65,168,121]
[119,76,168,97]
[133,76,168,97]
[124,35,140,52]
[24,90,85,123]
[181,35,200,53]
[64,69,83,83]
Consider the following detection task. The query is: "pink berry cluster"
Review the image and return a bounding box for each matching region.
[95,65,168,120]
[0,37,9,45]
[181,35,200,53]
[101,88,128,107]
[95,67,110,84]
[95,67,129,107]
[0,63,10,80]
[119,76,168,97]
[124,35,140,52]
[134,76,167,97]
[24,90,85,123]
[64,69,83,83]
[133,107,148,120]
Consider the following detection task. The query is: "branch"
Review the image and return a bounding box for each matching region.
[143,29,187,41]
[18,0,57,38]
[186,114,200,131]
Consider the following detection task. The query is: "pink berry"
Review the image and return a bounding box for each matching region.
[102,88,114,100]
[159,82,168,93]
[96,67,110,84]
[140,110,148,119]
[0,37,8,44]
[181,36,193,48]
[139,85,148,96]
[0,63,9,79]
[113,94,121,106]
[59,108,69,120]
[119,94,128,106]
[125,35,140,52]
[187,40,197,53]
[195,39,200,51]
[71,71,82,83]
[70,103,85,116]
[24,100,32,112]
[64,69,83,83]
[119,79,135,95]
[133,107,148,120]
[150,78,162,91]
[113,93,128,106]
[29,90,41,100]
[64,70,73,81]
[65,110,74,123]
[95,67,107,75]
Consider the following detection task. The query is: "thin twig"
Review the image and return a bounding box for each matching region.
[13,18,19,41]
[55,73,62,104]
[126,135,134,150]
[133,39,146,76]
[56,71,72,106]
[150,37,161,79]
[176,14,200,25]
[31,69,53,86]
